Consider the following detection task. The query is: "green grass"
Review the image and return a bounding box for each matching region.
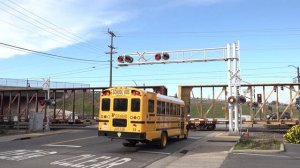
[189,99,299,119]
[189,100,252,118]
[234,139,281,150]
[55,91,100,116]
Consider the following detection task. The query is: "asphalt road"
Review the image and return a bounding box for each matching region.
[221,143,300,168]
[0,129,210,168]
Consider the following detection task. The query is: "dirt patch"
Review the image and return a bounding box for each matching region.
[234,132,284,150]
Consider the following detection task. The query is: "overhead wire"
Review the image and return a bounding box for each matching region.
[0,1,104,55]
[121,27,300,36]
[1,1,298,86]
[0,42,109,63]
[6,0,104,52]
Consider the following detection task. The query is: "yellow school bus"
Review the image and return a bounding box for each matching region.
[98,87,188,148]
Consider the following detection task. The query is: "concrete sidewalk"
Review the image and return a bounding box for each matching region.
[146,132,240,168]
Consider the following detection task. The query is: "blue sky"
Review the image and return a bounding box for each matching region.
[0,0,300,97]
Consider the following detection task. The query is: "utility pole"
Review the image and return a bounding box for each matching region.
[289,65,300,94]
[297,67,300,113]
[289,65,300,123]
[297,66,300,86]
[106,28,117,87]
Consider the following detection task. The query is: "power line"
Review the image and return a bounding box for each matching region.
[6,0,103,52]
[0,1,103,55]
[0,42,109,63]
[121,27,300,36]
[0,5,74,46]
[29,66,100,80]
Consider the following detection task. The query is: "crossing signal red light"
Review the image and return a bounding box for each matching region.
[125,55,133,63]
[155,53,161,60]
[155,52,170,61]
[296,97,300,105]
[238,96,246,104]
[228,96,236,104]
[257,94,262,103]
[228,96,246,104]
[117,56,124,63]
[162,52,169,60]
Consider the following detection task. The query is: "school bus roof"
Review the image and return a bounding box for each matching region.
[157,94,185,105]
[105,87,184,105]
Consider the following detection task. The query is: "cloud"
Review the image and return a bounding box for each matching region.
[0,0,132,58]
[0,0,234,59]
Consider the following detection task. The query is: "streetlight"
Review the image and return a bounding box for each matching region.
[132,80,137,86]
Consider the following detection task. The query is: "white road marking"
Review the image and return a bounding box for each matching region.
[0,150,57,161]
[138,150,171,155]
[49,136,97,145]
[51,154,131,168]
[44,144,82,148]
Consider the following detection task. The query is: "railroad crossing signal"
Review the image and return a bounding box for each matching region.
[154,52,170,61]
[118,42,241,135]
[116,44,236,66]
[228,96,236,104]
[228,96,246,104]
[117,55,134,63]
[257,94,262,103]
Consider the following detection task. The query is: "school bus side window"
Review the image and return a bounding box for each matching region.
[166,103,170,115]
[157,101,162,114]
[162,102,166,115]
[131,98,140,112]
[114,98,128,111]
[101,98,110,111]
[148,99,154,113]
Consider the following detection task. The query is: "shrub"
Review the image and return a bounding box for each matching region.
[284,125,300,144]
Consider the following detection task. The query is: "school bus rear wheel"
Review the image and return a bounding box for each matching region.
[158,132,168,148]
